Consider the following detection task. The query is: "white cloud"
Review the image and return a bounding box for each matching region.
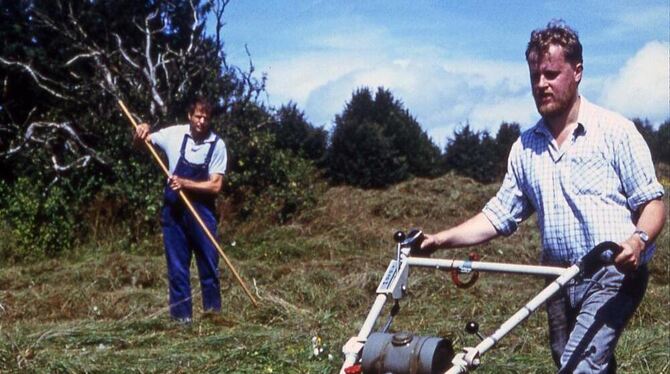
[258,21,393,115]
[602,6,670,38]
[305,56,535,145]
[441,59,529,93]
[257,24,544,147]
[599,41,670,123]
[469,95,537,132]
[261,52,374,106]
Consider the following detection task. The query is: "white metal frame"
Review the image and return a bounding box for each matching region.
[340,237,615,374]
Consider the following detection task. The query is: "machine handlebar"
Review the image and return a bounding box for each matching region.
[580,241,623,276]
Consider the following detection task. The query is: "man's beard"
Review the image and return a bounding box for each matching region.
[535,89,576,119]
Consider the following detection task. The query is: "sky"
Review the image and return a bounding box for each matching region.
[216,1,670,147]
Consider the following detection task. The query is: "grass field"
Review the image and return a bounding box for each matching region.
[1,173,668,373]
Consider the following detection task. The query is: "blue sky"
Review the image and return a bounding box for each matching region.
[217,1,669,147]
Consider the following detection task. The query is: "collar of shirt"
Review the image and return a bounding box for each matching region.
[531,96,592,161]
[533,96,594,136]
[186,130,217,145]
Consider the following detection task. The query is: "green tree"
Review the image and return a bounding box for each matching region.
[443,124,498,183]
[373,89,442,177]
[272,102,327,163]
[632,117,670,166]
[328,117,407,188]
[494,122,521,178]
[221,102,322,224]
[327,87,441,188]
[657,120,670,165]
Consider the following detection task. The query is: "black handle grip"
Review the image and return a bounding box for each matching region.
[403,228,425,253]
[580,241,623,275]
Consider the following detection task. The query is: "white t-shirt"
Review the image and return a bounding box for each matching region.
[150,125,227,176]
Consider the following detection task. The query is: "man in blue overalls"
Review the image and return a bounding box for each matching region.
[134,97,227,323]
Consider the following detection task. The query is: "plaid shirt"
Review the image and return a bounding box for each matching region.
[483,97,664,264]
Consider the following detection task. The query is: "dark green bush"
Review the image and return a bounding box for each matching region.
[635,118,670,165]
[443,124,498,183]
[224,119,323,224]
[327,87,441,188]
[328,119,407,188]
[657,120,670,165]
[0,177,77,260]
[272,102,327,163]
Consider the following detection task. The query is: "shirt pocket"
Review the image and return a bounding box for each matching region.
[570,154,610,195]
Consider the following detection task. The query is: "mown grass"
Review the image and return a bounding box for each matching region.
[1,173,668,373]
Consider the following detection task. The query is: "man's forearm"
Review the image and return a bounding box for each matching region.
[180,179,219,194]
[634,198,666,244]
[431,212,500,249]
[170,173,223,195]
[615,197,666,272]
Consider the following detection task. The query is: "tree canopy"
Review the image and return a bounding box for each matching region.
[271,102,327,163]
[327,87,442,188]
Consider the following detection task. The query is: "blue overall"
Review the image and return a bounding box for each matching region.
[160,134,221,320]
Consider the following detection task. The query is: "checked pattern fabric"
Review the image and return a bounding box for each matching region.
[483,97,664,264]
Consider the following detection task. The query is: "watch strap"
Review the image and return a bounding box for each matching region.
[633,229,649,245]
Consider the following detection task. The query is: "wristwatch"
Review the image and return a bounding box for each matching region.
[634,229,649,247]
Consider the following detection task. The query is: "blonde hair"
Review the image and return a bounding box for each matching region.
[526,20,583,65]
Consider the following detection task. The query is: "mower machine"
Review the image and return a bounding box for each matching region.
[339,229,620,374]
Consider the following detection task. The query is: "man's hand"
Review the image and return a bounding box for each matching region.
[410,233,437,257]
[419,233,440,253]
[134,123,151,141]
[168,175,185,191]
[615,198,667,273]
[614,236,644,273]
[167,174,223,194]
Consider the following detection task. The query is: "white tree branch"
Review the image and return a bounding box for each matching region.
[0,58,72,100]
[113,34,141,69]
[141,11,166,115]
[1,121,109,186]
[64,51,102,67]
[185,0,199,55]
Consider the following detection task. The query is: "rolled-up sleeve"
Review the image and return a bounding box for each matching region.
[482,143,535,236]
[615,123,665,211]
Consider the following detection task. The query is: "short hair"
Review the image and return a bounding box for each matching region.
[525,20,583,65]
[188,96,213,115]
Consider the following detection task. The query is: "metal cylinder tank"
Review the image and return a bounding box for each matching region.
[361,332,454,374]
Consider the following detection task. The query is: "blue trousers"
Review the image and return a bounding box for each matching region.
[546,264,648,373]
[161,202,222,320]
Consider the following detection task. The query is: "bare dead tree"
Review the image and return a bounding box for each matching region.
[239,44,267,111]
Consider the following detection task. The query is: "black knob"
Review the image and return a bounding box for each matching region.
[391,332,413,346]
[465,321,479,335]
[393,231,406,243]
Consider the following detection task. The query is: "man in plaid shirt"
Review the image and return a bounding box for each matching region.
[420,21,666,373]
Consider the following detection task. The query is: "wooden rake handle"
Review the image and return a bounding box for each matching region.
[118,99,259,307]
